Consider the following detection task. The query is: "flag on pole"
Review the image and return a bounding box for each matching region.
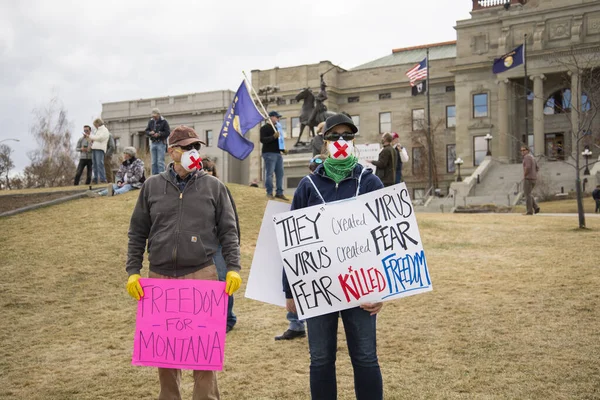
[406,58,428,86]
[412,81,427,96]
[218,81,265,160]
[492,45,524,74]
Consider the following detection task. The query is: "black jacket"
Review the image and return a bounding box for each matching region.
[145,117,171,143]
[260,123,281,154]
[371,144,397,186]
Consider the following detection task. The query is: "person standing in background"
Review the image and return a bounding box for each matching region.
[104,131,116,183]
[74,125,93,185]
[145,108,171,175]
[88,118,110,184]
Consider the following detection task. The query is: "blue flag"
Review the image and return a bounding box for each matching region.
[493,45,524,74]
[218,81,264,160]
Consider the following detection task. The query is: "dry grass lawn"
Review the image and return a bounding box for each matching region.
[514,196,597,214]
[0,184,599,400]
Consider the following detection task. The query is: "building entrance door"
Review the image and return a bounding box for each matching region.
[545,133,564,160]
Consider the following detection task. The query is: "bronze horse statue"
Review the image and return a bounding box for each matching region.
[294,85,335,146]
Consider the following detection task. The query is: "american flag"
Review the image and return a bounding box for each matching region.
[406,58,428,87]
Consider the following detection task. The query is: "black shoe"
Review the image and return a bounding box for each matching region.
[534,207,540,214]
[266,194,275,200]
[226,325,233,334]
[275,329,306,341]
[275,194,289,201]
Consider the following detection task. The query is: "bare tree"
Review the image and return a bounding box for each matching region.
[24,97,77,188]
[403,114,447,189]
[546,50,600,228]
[0,144,15,190]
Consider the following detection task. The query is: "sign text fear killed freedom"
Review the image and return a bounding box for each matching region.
[273,184,432,319]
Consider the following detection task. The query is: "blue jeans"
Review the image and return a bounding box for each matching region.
[262,152,284,196]
[395,168,402,184]
[214,246,237,329]
[150,141,166,175]
[99,183,134,196]
[92,149,106,183]
[287,311,305,332]
[306,307,382,400]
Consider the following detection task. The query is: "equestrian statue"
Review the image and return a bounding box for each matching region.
[294,74,335,147]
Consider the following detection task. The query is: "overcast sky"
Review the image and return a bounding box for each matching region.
[0,0,472,173]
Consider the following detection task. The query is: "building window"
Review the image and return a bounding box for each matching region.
[412,109,425,131]
[543,88,591,115]
[447,144,456,173]
[473,93,488,118]
[348,96,360,103]
[473,136,487,166]
[206,130,213,147]
[276,98,286,106]
[114,137,121,151]
[413,188,425,200]
[379,112,391,133]
[291,117,301,138]
[412,147,424,176]
[289,98,298,105]
[379,93,391,100]
[446,105,456,128]
[351,115,360,135]
[446,85,455,92]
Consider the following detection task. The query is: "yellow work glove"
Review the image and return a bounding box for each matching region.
[225,271,242,295]
[126,274,144,300]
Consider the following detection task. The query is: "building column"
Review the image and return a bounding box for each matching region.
[532,74,546,157]
[570,71,580,159]
[497,79,509,163]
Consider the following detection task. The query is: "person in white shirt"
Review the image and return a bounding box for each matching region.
[86,117,111,184]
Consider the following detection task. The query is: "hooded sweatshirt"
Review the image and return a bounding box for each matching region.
[126,165,241,277]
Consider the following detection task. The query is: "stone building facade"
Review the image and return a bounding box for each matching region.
[102,0,600,196]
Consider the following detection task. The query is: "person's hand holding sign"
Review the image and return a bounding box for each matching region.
[225,271,242,295]
[360,302,383,316]
[126,274,144,300]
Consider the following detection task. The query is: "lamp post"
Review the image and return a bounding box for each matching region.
[0,138,20,144]
[454,157,464,182]
[582,148,592,175]
[484,133,493,156]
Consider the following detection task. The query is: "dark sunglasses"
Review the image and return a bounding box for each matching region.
[179,143,201,151]
[324,132,355,141]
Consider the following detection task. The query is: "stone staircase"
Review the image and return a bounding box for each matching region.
[415,156,600,213]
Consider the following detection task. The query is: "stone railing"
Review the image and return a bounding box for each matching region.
[472,0,526,11]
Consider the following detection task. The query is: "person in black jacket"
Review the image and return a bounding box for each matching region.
[145,108,171,175]
[260,110,288,200]
[593,185,600,213]
[369,132,397,187]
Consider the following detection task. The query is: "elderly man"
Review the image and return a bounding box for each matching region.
[87,118,110,184]
[145,108,171,175]
[126,125,242,400]
[97,146,144,196]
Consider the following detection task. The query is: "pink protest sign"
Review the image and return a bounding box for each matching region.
[132,278,228,371]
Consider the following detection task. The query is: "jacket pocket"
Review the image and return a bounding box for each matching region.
[176,231,208,267]
[148,232,174,267]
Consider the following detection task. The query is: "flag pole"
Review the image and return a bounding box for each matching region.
[426,47,433,194]
[242,71,278,132]
[523,34,528,149]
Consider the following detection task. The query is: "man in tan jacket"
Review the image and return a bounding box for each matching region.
[521,146,540,215]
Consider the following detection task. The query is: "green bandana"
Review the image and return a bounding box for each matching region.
[323,155,358,184]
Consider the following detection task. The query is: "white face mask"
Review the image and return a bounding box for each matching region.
[327,139,354,160]
[177,149,202,172]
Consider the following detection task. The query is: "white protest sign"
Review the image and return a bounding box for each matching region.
[245,200,291,307]
[272,183,431,319]
[356,143,381,173]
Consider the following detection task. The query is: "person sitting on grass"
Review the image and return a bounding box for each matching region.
[98,147,145,196]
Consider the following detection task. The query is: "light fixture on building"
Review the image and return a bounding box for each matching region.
[484,133,493,156]
[582,148,592,175]
[454,157,464,182]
